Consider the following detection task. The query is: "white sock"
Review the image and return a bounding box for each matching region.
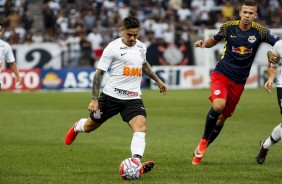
[131,132,146,158]
[263,124,281,149]
[74,118,87,132]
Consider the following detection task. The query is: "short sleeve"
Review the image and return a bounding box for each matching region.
[97,44,114,71]
[5,43,15,63]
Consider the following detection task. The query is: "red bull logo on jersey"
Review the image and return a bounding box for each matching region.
[123,67,142,76]
[232,46,253,55]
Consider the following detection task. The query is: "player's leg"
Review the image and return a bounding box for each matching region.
[208,80,244,146]
[121,99,154,174]
[128,115,154,174]
[257,123,282,164]
[192,72,227,165]
[203,98,225,140]
[257,87,282,164]
[65,93,120,145]
[129,115,147,159]
[65,117,101,145]
[207,114,227,146]
[192,99,225,165]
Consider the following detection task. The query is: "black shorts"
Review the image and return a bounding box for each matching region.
[89,93,147,124]
[276,87,282,115]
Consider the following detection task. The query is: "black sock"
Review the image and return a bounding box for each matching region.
[202,107,220,140]
[208,124,224,146]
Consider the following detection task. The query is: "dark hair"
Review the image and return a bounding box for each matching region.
[122,16,140,29]
[242,0,257,7]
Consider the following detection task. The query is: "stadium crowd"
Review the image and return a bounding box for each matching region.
[1,0,282,67]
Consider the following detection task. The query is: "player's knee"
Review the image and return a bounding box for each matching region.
[133,122,146,132]
[213,104,224,113]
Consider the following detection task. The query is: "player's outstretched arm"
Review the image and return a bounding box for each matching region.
[142,61,167,95]
[88,68,104,112]
[194,37,218,48]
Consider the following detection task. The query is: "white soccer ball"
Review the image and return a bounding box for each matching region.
[119,158,143,180]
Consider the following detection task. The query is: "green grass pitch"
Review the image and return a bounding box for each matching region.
[1,89,282,184]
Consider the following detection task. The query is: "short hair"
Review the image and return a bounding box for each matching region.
[122,16,140,30]
[242,0,257,7]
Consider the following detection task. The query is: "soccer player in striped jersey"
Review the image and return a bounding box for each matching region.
[192,0,280,165]
[65,16,167,175]
[257,40,282,164]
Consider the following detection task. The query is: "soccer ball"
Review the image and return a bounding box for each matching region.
[119,158,143,180]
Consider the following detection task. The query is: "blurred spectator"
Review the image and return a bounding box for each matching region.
[151,16,168,40]
[48,0,61,17]
[221,2,234,21]
[56,10,69,34]
[32,29,44,43]
[79,33,93,67]
[42,4,56,36]
[24,32,32,44]
[14,23,26,43]
[177,3,192,21]
[65,32,81,68]
[191,0,215,25]
[22,11,34,33]
[118,3,130,19]
[7,10,21,28]
[83,9,96,34]
[87,26,103,61]
[163,26,175,44]
[0,0,6,14]
[168,0,182,11]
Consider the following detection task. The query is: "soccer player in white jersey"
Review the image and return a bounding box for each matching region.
[65,16,167,175]
[257,40,282,164]
[0,23,21,90]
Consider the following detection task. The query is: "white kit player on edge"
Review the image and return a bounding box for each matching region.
[0,23,21,90]
[257,39,282,164]
[65,16,167,177]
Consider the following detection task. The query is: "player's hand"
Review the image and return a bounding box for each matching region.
[194,40,205,48]
[157,79,167,95]
[264,80,273,94]
[267,50,280,64]
[16,76,22,87]
[88,99,99,112]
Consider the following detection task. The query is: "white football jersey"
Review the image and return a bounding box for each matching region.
[0,39,16,83]
[97,38,146,100]
[272,40,282,87]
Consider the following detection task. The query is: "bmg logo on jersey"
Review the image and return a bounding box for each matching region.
[123,67,142,76]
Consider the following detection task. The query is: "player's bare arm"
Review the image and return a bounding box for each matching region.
[88,68,104,111]
[265,51,279,94]
[194,37,218,48]
[142,61,167,95]
[9,62,21,86]
[265,66,277,94]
